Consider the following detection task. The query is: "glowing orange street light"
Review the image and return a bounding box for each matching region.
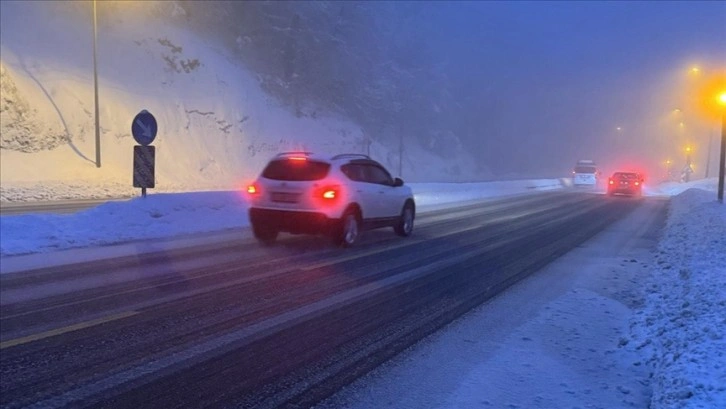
[692,70,726,120]
[686,67,726,200]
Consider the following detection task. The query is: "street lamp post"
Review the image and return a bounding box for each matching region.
[93,0,101,168]
[717,92,726,203]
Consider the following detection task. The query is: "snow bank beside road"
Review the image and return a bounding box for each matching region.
[0,191,248,256]
[654,178,719,196]
[630,188,726,409]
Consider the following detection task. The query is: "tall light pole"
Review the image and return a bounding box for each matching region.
[717,92,726,203]
[93,0,101,168]
[705,130,713,178]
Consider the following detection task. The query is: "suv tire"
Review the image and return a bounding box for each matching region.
[394,203,415,237]
[334,210,360,247]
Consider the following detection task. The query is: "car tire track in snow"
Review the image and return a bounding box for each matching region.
[0,193,583,336]
[103,197,636,409]
[0,193,638,409]
[0,193,587,350]
[317,196,669,409]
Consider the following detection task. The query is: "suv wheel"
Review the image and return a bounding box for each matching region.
[253,224,278,245]
[394,203,414,237]
[334,211,359,247]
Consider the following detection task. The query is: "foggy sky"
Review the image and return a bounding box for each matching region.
[419,0,726,178]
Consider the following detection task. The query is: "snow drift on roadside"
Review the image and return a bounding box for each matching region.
[653,178,719,197]
[0,191,248,256]
[630,188,726,409]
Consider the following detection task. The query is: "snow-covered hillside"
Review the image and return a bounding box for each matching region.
[0,1,488,202]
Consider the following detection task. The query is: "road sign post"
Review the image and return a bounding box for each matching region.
[131,110,157,198]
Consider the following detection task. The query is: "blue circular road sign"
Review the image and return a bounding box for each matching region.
[132,110,158,146]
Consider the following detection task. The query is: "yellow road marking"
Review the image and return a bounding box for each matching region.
[0,310,138,350]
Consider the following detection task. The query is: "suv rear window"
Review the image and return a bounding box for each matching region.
[574,166,597,174]
[261,159,331,181]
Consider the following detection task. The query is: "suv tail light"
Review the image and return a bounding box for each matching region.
[247,184,260,195]
[609,179,614,185]
[315,185,341,203]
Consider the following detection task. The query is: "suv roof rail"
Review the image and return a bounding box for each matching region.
[276,151,314,157]
[331,153,371,160]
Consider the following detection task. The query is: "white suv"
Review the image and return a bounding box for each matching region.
[247,152,415,247]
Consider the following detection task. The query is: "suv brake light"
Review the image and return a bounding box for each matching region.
[315,185,341,202]
[247,184,259,194]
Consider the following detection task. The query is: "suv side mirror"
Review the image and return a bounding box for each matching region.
[393,177,404,187]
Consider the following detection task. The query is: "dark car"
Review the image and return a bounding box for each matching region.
[607,172,643,197]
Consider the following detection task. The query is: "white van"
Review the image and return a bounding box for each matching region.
[572,160,599,186]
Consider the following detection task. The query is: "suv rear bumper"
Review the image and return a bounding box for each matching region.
[249,207,337,234]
